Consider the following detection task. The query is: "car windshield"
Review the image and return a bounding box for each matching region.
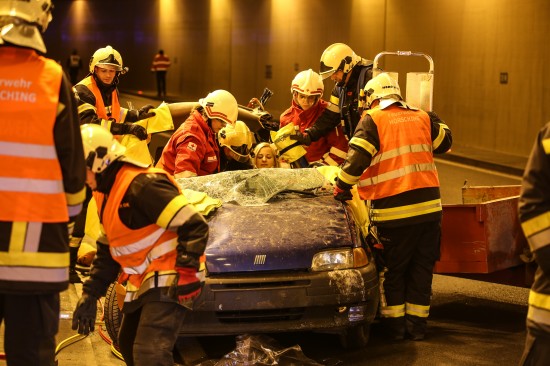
[177,168,329,206]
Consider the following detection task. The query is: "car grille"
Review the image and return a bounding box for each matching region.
[210,279,310,290]
[215,307,305,323]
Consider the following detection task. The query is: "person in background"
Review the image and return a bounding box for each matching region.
[151,49,171,98]
[280,69,348,166]
[0,0,87,364]
[518,121,550,365]
[253,142,280,168]
[292,43,373,145]
[156,90,238,178]
[66,49,82,85]
[70,45,157,282]
[333,73,452,341]
[72,124,209,366]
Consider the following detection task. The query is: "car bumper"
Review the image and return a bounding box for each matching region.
[180,261,379,336]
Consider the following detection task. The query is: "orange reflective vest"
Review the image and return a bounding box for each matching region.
[77,75,122,121]
[94,165,180,300]
[0,47,67,222]
[357,106,440,200]
[151,53,171,72]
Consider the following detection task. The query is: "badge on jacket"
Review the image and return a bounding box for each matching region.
[187,142,197,151]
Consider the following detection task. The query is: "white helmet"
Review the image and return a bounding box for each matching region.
[0,0,54,53]
[89,45,124,73]
[199,90,238,126]
[81,124,126,173]
[364,72,402,109]
[290,69,324,96]
[218,120,253,162]
[319,43,361,80]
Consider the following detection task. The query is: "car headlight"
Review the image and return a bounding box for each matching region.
[311,248,368,271]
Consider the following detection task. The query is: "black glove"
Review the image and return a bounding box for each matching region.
[333,178,353,202]
[111,122,148,140]
[290,131,312,146]
[72,293,97,335]
[137,104,156,120]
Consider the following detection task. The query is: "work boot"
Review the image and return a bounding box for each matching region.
[69,240,82,284]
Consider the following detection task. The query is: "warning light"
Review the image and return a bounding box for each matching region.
[138,90,143,94]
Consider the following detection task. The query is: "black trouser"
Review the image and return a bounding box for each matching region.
[72,186,93,240]
[118,300,186,366]
[155,71,167,97]
[378,220,441,336]
[519,324,550,365]
[0,293,59,366]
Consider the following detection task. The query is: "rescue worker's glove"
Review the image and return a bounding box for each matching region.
[137,104,156,120]
[168,267,203,309]
[72,293,98,335]
[110,121,148,140]
[333,178,353,202]
[290,130,312,146]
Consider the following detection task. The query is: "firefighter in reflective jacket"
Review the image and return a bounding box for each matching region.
[72,124,209,366]
[0,0,87,364]
[74,45,155,140]
[280,69,348,166]
[333,73,452,341]
[518,121,550,365]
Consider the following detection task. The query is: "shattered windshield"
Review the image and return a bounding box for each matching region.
[176,168,330,206]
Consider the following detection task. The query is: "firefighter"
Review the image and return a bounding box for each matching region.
[518,122,550,365]
[292,43,373,145]
[70,45,157,283]
[0,0,87,364]
[333,73,452,341]
[280,69,348,166]
[72,124,209,366]
[156,89,239,178]
[218,120,255,171]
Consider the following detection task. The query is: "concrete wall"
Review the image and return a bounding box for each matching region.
[45,0,550,157]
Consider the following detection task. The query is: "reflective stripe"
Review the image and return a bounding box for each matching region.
[124,271,177,302]
[157,195,192,229]
[0,141,57,159]
[405,302,430,318]
[338,169,360,186]
[110,227,165,258]
[0,251,68,267]
[68,202,83,217]
[123,237,178,275]
[0,177,64,194]
[10,222,41,253]
[432,125,448,150]
[371,144,432,166]
[326,102,339,113]
[527,305,550,327]
[329,95,340,106]
[522,211,550,239]
[77,103,96,114]
[358,162,437,187]
[0,266,67,282]
[380,303,405,318]
[322,153,338,166]
[349,137,377,156]
[526,227,550,251]
[371,199,442,221]
[529,290,550,310]
[542,138,550,154]
[66,187,87,205]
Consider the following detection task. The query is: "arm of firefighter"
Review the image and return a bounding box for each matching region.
[519,123,550,274]
[319,125,349,166]
[429,111,453,154]
[55,73,87,226]
[132,173,209,270]
[122,104,156,122]
[82,235,121,299]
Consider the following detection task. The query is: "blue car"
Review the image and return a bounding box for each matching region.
[104,168,379,349]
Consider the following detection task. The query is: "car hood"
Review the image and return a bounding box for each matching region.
[205,194,354,274]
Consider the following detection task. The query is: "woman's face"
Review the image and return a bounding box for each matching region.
[255,146,276,168]
[293,92,318,111]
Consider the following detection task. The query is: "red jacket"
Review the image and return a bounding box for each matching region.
[157,109,219,177]
[280,99,348,165]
